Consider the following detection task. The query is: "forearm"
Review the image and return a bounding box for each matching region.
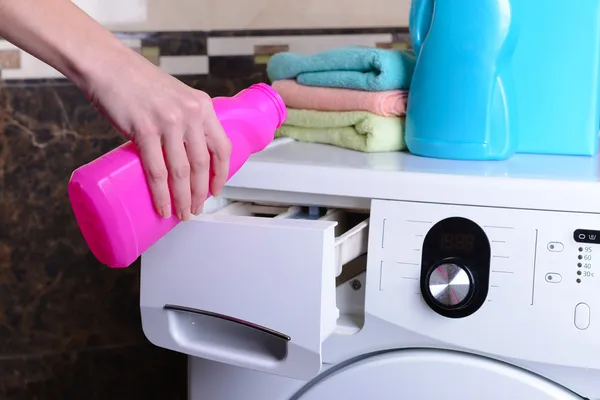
[0,0,130,88]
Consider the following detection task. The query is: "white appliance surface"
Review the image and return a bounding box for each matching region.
[224,138,600,213]
[140,139,600,400]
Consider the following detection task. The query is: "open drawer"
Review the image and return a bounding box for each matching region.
[140,201,369,380]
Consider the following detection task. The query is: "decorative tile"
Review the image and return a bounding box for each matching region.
[141,31,208,56]
[208,33,393,56]
[1,51,63,80]
[209,27,407,37]
[209,55,263,77]
[141,46,160,65]
[113,35,143,49]
[159,55,209,75]
[0,36,146,81]
[1,28,404,81]
[377,42,411,50]
[392,32,411,42]
[0,50,20,69]
[254,44,289,55]
[254,44,289,65]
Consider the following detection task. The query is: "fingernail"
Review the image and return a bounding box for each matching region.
[160,205,171,219]
[178,211,191,222]
[192,204,203,215]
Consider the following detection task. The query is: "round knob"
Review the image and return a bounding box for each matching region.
[427,263,472,308]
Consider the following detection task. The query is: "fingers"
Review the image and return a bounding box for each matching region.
[134,89,229,221]
[163,134,192,221]
[184,125,210,215]
[202,106,231,197]
[136,135,172,219]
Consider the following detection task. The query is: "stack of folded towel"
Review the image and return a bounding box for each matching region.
[267,46,416,152]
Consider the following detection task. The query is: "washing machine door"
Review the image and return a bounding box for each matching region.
[293,349,582,400]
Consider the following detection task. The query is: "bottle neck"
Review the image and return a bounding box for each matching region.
[248,83,287,128]
[212,83,287,154]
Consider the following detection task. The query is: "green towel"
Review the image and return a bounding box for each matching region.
[276,109,405,152]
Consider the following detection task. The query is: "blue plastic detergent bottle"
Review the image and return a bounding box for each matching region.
[405,0,519,160]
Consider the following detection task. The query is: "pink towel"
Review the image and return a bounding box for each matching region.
[272,79,408,117]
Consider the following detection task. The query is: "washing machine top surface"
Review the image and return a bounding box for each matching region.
[226,139,600,213]
[243,138,600,181]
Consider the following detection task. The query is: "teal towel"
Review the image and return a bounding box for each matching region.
[267,46,416,91]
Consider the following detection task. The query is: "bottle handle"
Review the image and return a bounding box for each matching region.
[409,0,434,56]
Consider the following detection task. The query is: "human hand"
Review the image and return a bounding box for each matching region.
[0,0,230,221]
[83,48,231,221]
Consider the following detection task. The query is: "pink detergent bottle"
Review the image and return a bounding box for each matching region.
[68,83,287,268]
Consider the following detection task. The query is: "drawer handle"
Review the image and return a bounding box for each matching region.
[164,304,291,342]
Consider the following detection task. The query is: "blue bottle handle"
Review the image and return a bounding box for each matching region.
[409,0,434,56]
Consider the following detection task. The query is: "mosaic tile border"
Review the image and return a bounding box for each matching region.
[0,27,410,83]
[208,27,408,37]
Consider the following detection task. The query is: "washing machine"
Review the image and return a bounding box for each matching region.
[139,138,600,399]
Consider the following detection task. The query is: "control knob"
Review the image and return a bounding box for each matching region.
[426,263,473,308]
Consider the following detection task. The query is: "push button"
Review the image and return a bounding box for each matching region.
[574,302,591,330]
[547,242,563,252]
[574,229,600,244]
[545,273,562,283]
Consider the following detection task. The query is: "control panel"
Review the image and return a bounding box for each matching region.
[420,217,491,318]
[366,199,600,369]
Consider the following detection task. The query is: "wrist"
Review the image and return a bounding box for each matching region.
[64,36,133,92]
[0,0,136,90]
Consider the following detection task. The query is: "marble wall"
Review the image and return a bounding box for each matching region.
[0,77,187,399]
[0,4,410,397]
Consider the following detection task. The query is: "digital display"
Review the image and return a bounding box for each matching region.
[439,233,475,254]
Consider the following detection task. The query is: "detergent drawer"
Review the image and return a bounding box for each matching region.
[140,201,369,380]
